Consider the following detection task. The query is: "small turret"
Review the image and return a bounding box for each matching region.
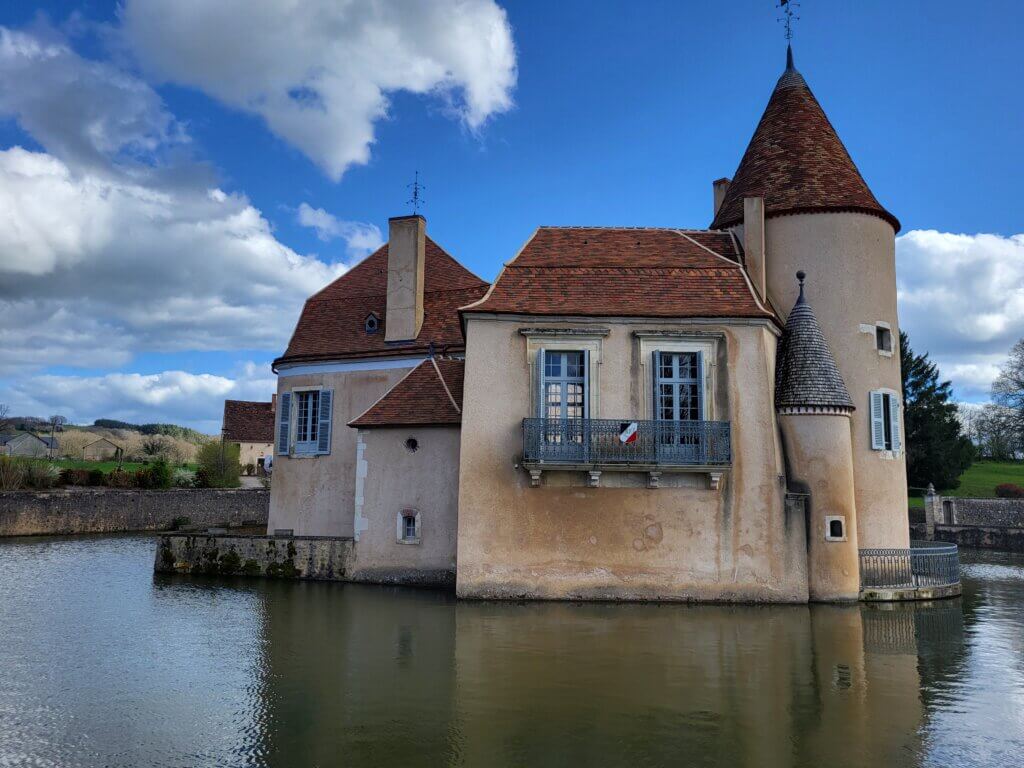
[776,272,860,602]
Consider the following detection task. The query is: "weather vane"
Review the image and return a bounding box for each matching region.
[777,0,800,42]
[407,171,425,214]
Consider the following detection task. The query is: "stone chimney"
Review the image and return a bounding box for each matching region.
[742,196,766,302]
[712,178,731,218]
[385,215,426,342]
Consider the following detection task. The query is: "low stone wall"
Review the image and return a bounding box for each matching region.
[156,534,353,580]
[0,488,268,537]
[912,521,1024,553]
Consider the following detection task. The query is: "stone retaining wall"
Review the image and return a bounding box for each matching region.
[911,521,1024,553]
[156,533,353,580]
[0,488,268,537]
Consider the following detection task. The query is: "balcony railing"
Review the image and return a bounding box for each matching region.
[859,541,961,590]
[522,418,731,467]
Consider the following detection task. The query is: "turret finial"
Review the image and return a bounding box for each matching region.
[796,270,806,301]
[786,43,795,72]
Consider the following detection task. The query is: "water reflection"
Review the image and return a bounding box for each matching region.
[1,536,1022,767]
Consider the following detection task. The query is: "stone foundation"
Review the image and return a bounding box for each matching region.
[156,534,353,579]
[0,488,268,537]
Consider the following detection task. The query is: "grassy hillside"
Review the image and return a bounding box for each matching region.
[909,460,1024,507]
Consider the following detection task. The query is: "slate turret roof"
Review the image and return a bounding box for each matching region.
[775,271,854,412]
[711,46,899,233]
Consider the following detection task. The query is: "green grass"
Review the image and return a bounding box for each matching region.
[909,460,1024,507]
[31,458,198,473]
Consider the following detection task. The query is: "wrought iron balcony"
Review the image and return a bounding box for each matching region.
[522,418,731,468]
[859,541,961,598]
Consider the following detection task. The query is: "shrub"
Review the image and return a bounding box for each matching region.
[148,458,173,489]
[195,440,241,488]
[172,468,197,488]
[88,469,105,486]
[995,483,1024,499]
[0,456,26,491]
[59,468,92,486]
[105,469,135,488]
[24,461,59,490]
[244,462,256,476]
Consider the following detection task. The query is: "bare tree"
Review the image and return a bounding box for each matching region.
[993,338,1024,439]
[0,403,9,432]
[47,415,68,459]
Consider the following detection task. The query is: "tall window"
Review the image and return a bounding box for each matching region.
[295,390,320,447]
[543,350,587,421]
[656,352,702,421]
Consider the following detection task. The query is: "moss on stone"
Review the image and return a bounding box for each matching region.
[242,558,261,576]
[217,549,242,575]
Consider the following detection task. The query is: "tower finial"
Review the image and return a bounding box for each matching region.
[406,170,426,215]
[796,270,806,301]
[777,1,800,52]
[786,43,794,71]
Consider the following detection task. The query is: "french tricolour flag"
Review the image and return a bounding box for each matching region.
[619,421,639,444]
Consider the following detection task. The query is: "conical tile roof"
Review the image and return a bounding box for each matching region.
[775,271,854,412]
[712,46,899,232]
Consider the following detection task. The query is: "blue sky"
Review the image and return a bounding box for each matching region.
[0,1,1021,431]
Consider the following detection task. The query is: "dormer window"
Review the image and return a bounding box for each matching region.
[365,313,380,334]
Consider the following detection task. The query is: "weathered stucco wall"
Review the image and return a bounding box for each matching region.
[760,212,908,550]
[351,426,460,586]
[779,412,860,601]
[156,533,352,579]
[236,441,273,469]
[0,488,268,537]
[269,364,417,537]
[457,316,808,602]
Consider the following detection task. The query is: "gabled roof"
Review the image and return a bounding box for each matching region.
[711,47,899,233]
[85,437,122,450]
[275,237,488,368]
[349,358,464,428]
[462,227,775,322]
[775,272,854,412]
[1,432,49,446]
[223,400,275,443]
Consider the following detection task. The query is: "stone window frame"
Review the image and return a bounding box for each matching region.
[396,508,421,545]
[521,328,607,419]
[824,515,847,542]
[859,321,895,358]
[635,332,720,422]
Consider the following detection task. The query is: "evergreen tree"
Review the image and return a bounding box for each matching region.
[900,331,974,490]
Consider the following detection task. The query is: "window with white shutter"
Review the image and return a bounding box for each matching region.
[869,390,901,453]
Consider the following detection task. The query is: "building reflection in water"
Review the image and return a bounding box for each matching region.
[249,584,965,768]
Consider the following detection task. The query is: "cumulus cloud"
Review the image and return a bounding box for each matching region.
[897,230,1024,401]
[120,0,517,179]
[297,203,383,256]
[2,364,276,433]
[0,146,345,374]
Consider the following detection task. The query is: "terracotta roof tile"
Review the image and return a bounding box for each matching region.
[223,400,275,443]
[276,237,488,367]
[464,227,774,321]
[349,359,464,428]
[711,54,899,232]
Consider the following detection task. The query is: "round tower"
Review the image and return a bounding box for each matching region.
[712,46,908,550]
[776,272,860,601]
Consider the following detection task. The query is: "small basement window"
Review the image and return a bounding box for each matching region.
[825,516,846,542]
[365,313,380,334]
[397,509,420,544]
[876,325,892,353]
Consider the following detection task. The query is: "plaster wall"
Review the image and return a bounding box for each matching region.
[236,441,273,469]
[268,365,417,536]
[351,425,460,585]
[758,212,908,549]
[779,412,860,601]
[457,316,808,602]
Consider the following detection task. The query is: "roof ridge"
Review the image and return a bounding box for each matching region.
[431,358,461,415]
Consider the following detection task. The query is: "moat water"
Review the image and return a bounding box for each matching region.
[1,536,1022,767]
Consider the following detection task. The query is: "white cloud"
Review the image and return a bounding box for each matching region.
[2,365,276,433]
[0,25,186,170]
[897,230,1024,401]
[297,203,383,256]
[0,147,346,374]
[120,0,517,180]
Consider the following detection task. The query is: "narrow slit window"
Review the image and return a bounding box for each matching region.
[876,326,892,353]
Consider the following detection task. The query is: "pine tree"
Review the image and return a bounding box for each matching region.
[900,331,974,490]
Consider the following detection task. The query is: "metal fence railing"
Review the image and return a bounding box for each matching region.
[522,418,731,466]
[859,541,960,590]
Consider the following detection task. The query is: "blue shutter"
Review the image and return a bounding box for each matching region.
[277,392,291,455]
[889,394,901,453]
[535,348,546,418]
[317,389,333,454]
[695,351,705,421]
[583,349,591,418]
[870,391,886,450]
[652,350,661,419]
